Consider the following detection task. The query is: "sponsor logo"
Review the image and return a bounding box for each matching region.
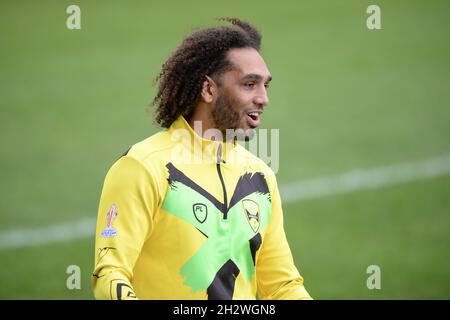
[193,203,208,223]
[101,204,118,238]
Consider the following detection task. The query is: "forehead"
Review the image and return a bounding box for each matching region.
[225,48,271,80]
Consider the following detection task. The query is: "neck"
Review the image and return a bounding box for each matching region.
[188,103,230,142]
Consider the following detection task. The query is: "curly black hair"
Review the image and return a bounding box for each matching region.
[150,17,262,128]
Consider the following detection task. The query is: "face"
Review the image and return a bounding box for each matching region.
[211,48,272,140]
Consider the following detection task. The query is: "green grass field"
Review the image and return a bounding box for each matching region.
[1,0,449,299]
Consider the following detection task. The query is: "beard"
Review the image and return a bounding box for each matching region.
[211,91,255,141]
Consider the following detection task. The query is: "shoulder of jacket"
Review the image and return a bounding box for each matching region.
[112,130,176,181]
[124,130,176,163]
[234,143,276,181]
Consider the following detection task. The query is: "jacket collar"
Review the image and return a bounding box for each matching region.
[168,116,237,164]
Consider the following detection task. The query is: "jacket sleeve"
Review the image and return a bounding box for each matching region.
[92,156,160,300]
[256,173,312,300]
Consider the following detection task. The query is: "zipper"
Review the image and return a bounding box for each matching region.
[216,144,228,219]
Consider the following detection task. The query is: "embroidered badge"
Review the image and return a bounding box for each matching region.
[101,204,118,238]
[242,199,260,233]
[193,203,208,223]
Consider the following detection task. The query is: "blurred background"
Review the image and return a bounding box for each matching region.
[0,0,449,299]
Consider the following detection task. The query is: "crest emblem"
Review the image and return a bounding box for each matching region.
[101,204,118,238]
[193,203,207,223]
[242,199,260,233]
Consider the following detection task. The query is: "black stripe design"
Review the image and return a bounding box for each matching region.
[166,163,224,213]
[228,172,270,209]
[249,233,262,265]
[166,163,270,216]
[207,259,240,300]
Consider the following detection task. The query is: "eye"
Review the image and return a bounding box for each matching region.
[245,82,256,88]
[264,83,270,89]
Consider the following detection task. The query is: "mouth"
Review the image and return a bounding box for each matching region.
[245,111,262,128]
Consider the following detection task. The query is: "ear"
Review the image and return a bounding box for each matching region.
[201,75,217,104]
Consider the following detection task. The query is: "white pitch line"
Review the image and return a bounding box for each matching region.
[0,218,95,250]
[1,154,450,251]
[280,154,450,203]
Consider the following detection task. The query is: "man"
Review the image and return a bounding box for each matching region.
[92,17,311,300]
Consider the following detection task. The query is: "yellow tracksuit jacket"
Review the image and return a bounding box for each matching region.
[92,116,311,300]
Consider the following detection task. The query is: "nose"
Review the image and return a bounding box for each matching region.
[254,88,269,108]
